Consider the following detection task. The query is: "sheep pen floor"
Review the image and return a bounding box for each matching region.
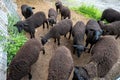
[15,0,120,80]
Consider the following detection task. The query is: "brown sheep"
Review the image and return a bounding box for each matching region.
[14,11,49,38]
[85,19,103,53]
[55,0,62,13]
[48,46,74,80]
[72,21,87,57]
[21,4,35,19]
[60,5,71,20]
[90,36,119,78]
[41,19,73,45]
[100,8,120,23]
[73,36,119,79]
[7,39,45,80]
[48,8,57,26]
[98,21,120,39]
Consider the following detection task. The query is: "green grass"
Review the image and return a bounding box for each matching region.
[71,4,102,20]
[66,0,74,2]
[3,15,27,66]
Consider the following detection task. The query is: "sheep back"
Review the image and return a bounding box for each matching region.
[98,21,120,37]
[48,46,74,80]
[54,19,72,35]
[45,19,72,39]
[60,6,71,19]
[48,8,57,18]
[86,19,101,31]
[72,21,85,45]
[7,39,44,80]
[25,11,47,28]
[91,36,119,77]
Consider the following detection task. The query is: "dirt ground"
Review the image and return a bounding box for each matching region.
[15,0,120,80]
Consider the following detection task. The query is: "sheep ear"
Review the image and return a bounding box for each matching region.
[72,45,78,48]
[47,18,50,21]
[23,23,28,26]
[89,29,95,31]
[13,24,17,26]
[40,36,43,38]
[32,7,35,9]
[48,18,51,21]
[84,47,89,50]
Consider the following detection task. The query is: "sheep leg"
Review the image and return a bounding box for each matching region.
[43,22,45,29]
[57,37,60,45]
[85,42,89,48]
[115,35,119,39]
[54,38,56,43]
[88,44,93,53]
[64,34,66,37]
[84,42,89,51]
[100,16,104,21]
[42,48,45,55]
[64,16,66,19]
[56,7,58,13]
[68,28,72,39]
[73,47,76,54]
[61,17,62,20]
[28,73,32,80]
[68,14,71,19]
[45,20,49,29]
[30,32,35,38]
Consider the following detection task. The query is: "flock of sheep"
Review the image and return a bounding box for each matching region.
[7,0,120,80]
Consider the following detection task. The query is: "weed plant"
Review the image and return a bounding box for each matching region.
[71,4,102,20]
[4,15,27,66]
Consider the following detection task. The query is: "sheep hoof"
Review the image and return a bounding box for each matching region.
[43,49,45,55]
[28,73,32,80]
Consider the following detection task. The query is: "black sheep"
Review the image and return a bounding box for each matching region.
[85,19,103,53]
[41,19,72,45]
[98,21,120,39]
[60,5,71,20]
[7,39,45,80]
[14,11,49,38]
[21,4,35,19]
[55,0,62,13]
[100,8,120,23]
[48,8,57,26]
[72,21,87,57]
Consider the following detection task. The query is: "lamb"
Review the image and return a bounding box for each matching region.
[72,36,119,79]
[59,5,71,20]
[100,8,120,23]
[41,19,73,45]
[55,0,62,13]
[7,38,45,80]
[72,21,87,57]
[21,4,35,19]
[14,11,49,38]
[98,20,120,39]
[48,8,57,26]
[85,19,103,53]
[48,46,74,80]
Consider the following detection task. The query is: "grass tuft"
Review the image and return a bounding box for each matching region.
[71,4,102,20]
